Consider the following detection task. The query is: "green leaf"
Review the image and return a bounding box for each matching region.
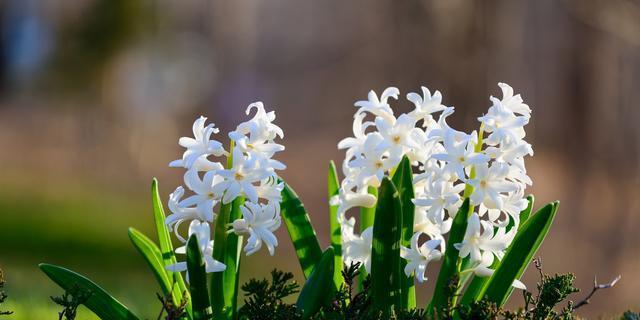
[459,195,536,305]
[479,201,559,306]
[151,178,191,317]
[428,198,471,315]
[39,263,140,320]
[211,196,244,320]
[370,177,403,316]
[327,161,345,290]
[128,228,175,297]
[281,182,323,279]
[210,141,244,320]
[296,247,337,319]
[187,234,213,320]
[391,156,416,310]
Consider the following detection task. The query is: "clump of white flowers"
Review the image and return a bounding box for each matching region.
[165,102,286,277]
[335,83,532,287]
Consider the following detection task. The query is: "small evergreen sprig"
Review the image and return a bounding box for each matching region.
[155,291,189,320]
[51,284,93,320]
[0,269,13,316]
[238,269,302,320]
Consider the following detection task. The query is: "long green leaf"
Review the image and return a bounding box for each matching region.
[210,141,244,320]
[327,161,345,289]
[459,195,535,305]
[211,196,244,320]
[391,155,416,310]
[479,201,559,306]
[151,178,191,317]
[281,182,323,278]
[128,228,175,297]
[296,247,336,319]
[187,235,213,320]
[428,198,471,315]
[370,177,403,316]
[39,263,139,320]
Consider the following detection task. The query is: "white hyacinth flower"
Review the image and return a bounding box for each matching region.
[354,87,399,120]
[400,232,443,282]
[213,149,269,204]
[468,162,519,210]
[407,86,447,128]
[176,116,227,168]
[432,129,489,180]
[454,213,515,263]
[231,202,281,256]
[342,222,373,273]
[166,220,226,278]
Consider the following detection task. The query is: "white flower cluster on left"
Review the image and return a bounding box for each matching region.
[165,102,286,278]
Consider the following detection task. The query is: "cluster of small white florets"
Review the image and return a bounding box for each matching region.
[334,83,532,288]
[165,102,286,276]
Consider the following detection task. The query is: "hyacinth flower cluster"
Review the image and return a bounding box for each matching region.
[165,102,287,276]
[334,83,532,289]
[38,84,560,320]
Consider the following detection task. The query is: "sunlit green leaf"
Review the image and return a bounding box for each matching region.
[128,228,175,299]
[187,235,213,320]
[281,183,323,279]
[479,201,559,306]
[39,263,140,320]
[211,141,244,320]
[370,177,403,316]
[327,160,344,289]
[428,198,471,314]
[391,155,416,310]
[151,178,191,318]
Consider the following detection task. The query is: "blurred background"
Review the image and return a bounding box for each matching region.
[0,0,638,318]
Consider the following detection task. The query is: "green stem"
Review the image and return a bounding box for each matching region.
[211,141,244,320]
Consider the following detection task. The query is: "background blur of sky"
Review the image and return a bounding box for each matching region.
[0,0,639,318]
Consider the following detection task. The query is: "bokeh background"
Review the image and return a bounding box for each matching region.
[0,0,638,318]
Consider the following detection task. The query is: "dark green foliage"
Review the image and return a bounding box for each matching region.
[235,259,625,320]
[456,300,501,320]
[315,262,372,319]
[51,285,93,320]
[238,270,302,320]
[622,311,640,320]
[0,269,12,316]
[156,292,189,320]
[529,273,579,319]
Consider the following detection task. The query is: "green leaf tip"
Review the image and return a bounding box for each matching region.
[296,247,336,319]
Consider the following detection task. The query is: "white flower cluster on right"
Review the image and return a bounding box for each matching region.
[333,83,532,288]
